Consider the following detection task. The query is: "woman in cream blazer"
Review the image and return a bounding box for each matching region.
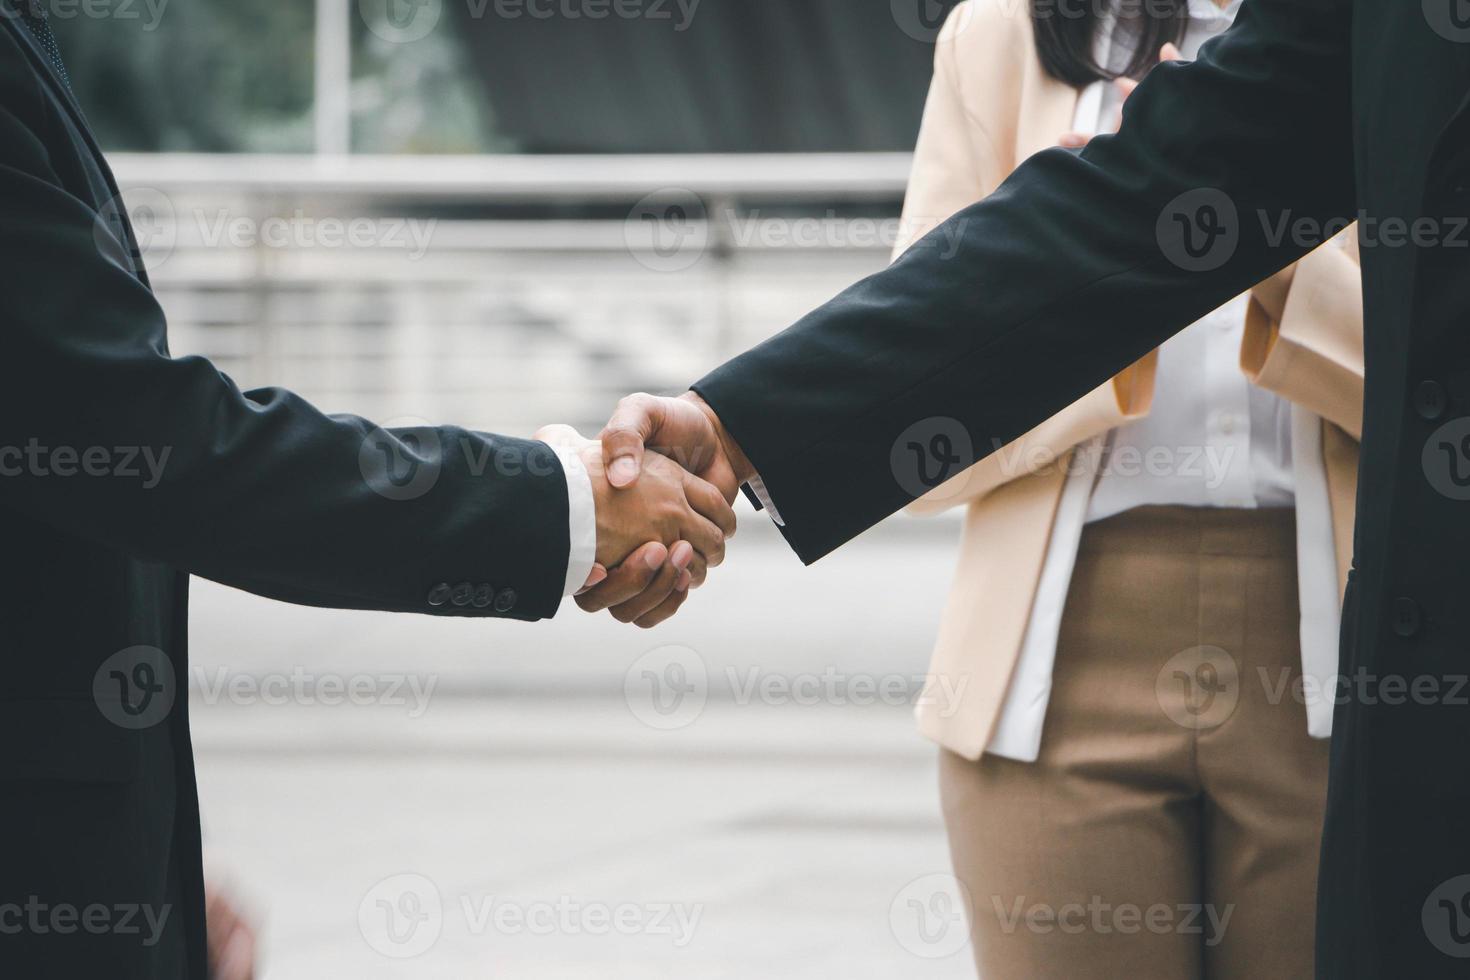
[898,1,1364,977]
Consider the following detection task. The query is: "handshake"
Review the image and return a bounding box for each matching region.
[538,392,755,628]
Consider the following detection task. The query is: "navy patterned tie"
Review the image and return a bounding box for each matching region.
[16,1,71,90]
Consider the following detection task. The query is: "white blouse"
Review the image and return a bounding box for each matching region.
[984,0,1342,761]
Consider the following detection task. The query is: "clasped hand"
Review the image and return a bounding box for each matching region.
[536,419,737,628]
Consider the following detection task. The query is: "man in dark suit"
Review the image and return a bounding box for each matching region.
[0,2,733,977]
[590,0,1470,974]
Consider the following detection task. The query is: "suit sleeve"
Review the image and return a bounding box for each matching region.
[897,7,1155,516]
[1241,227,1365,439]
[0,48,570,621]
[693,0,1357,564]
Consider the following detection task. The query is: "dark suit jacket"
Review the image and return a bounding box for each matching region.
[697,0,1470,974]
[0,9,572,977]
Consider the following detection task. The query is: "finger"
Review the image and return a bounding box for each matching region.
[607,561,679,624]
[575,542,667,612]
[575,563,608,595]
[679,510,726,567]
[1114,77,1139,102]
[659,540,707,588]
[216,925,257,980]
[205,888,235,949]
[633,585,691,629]
[1058,131,1089,148]
[683,471,737,538]
[600,393,663,488]
[205,889,255,980]
[1160,42,1182,62]
[685,551,708,588]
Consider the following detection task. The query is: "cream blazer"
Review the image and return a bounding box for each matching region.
[900,0,1365,761]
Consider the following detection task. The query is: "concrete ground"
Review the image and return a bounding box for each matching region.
[188,512,981,979]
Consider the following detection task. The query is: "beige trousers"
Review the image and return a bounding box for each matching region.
[940,506,1329,979]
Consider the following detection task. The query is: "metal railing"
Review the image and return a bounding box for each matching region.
[112,153,911,437]
[108,152,914,201]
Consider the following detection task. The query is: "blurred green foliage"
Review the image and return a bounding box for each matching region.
[51,0,495,153]
[53,0,317,152]
[349,13,502,154]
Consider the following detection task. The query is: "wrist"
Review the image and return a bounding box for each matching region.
[682,391,754,485]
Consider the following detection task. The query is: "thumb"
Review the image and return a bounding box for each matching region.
[1159,42,1183,62]
[600,393,662,488]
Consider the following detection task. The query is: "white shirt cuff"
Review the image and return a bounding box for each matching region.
[557,448,597,596]
[746,474,785,527]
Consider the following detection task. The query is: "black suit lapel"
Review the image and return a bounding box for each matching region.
[1,5,152,287]
[3,3,87,127]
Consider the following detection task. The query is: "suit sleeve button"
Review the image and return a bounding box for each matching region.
[427,583,452,607]
[1392,597,1422,638]
[493,588,518,613]
[1414,380,1447,421]
[472,584,495,609]
[450,582,474,607]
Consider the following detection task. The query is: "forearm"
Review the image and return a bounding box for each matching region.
[0,110,570,619]
[695,0,1356,563]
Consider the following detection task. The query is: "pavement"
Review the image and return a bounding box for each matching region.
[188,512,982,979]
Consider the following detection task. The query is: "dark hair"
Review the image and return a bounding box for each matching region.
[1031,0,1191,88]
